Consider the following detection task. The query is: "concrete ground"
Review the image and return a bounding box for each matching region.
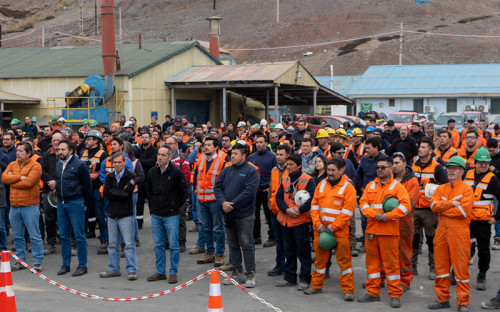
[6,209,500,312]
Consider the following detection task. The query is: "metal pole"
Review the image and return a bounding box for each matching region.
[399,22,403,65]
[170,88,176,116]
[313,88,318,115]
[265,90,269,121]
[80,0,84,36]
[95,0,98,35]
[274,85,279,122]
[222,87,227,123]
[119,7,122,44]
[276,0,279,23]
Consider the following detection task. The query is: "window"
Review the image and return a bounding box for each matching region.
[446,99,457,112]
[413,99,424,113]
[389,99,395,107]
[308,118,323,126]
[491,99,500,114]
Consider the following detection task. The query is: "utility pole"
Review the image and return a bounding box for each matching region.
[276,0,279,23]
[79,0,84,36]
[94,0,98,35]
[399,22,403,65]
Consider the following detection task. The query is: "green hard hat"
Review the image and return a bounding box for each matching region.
[10,118,19,125]
[269,123,276,129]
[286,126,294,132]
[474,148,491,162]
[383,197,400,213]
[446,156,466,169]
[318,231,337,250]
[89,119,98,127]
[31,117,37,122]
[83,119,89,124]
[50,115,58,121]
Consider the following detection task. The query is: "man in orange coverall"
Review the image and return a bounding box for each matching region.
[304,157,356,301]
[428,156,474,312]
[358,156,411,309]
[392,152,419,292]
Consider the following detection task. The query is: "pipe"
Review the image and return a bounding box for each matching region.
[101,0,116,100]
[207,17,222,59]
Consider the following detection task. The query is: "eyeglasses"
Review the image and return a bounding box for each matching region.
[376,166,390,170]
[465,136,477,140]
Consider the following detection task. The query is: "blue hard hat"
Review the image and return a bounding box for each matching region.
[366,126,375,132]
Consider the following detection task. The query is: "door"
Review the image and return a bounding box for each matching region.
[176,100,210,125]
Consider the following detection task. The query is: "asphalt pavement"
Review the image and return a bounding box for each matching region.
[5,209,500,312]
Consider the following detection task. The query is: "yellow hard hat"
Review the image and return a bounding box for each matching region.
[352,127,363,137]
[334,128,347,138]
[316,129,329,139]
[327,128,336,136]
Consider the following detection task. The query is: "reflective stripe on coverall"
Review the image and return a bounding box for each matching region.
[310,175,356,293]
[430,180,474,306]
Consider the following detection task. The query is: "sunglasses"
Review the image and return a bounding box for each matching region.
[376,166,390,170]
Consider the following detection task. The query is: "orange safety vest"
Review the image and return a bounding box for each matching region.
[434,146,458,163]
[348,143,365,163]
[99,157,116,196]
[217,149,228,160]
[134,132,142,145]
[81,149,105,175]
[359,176,411,236]
[196,154,226,203]
[457,147,477,170]
[464,170,495,221]
[182,135,193,144]
[311,175,356,237]
[412,159,440,209]
[276,172,313,227]
[270,166,288,214]
[190,151,202,184]
[319,145,332,160]
[450,128,460,149]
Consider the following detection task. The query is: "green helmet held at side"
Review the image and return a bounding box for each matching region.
[318,231,337,250]
[445,156,466,169]
[89,119,97,127]
[474,148,491,162]
[382,197,400,213]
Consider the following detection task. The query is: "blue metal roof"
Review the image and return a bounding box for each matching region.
[348,64,500,96]
[315,75,360,97]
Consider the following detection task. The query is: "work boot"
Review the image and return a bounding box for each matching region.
[429,271,436,280]
[457,305,469,312]
[492,237,500,250]
[428,301,450,309]
[477,273,487,291]
[358,294,380,302]
[214,255,224,267]
[297,282,309,291]
[243,271,256,288]
[33,264,42,273]
[135,238,140,247]
[344,292,354,301]
[220,262,233,271]
[482,298,500,309]
[351,248,359,257]
[189,247,205,254]
[267,266,282,276]
[303,287,323,295]
[11,262,26,271]
[413,265,418,276]
[197,253,215,264]
[254,237,262,245]
[391,298,401,308]
[401,285,409,293]
[275,280,296,287]
[97,241,108,255]
[223,270,245,285]
[44,245,56,255]
[263,239,276,247]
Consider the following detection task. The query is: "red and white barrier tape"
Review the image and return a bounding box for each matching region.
[6,251,282,311]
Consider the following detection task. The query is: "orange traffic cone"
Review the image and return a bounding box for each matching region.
[207,271,223,312]
[0,251,17,312]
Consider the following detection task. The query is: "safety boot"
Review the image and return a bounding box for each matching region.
[197,253,215,264]
[492,237,500,250]
[477,272,487,291]
[428,301,450,309]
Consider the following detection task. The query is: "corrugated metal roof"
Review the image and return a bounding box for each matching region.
[348,64,500,96]
[0,41,219,79]
[167,62,297,83]
[0,90,40,104]
[315,75,361,97]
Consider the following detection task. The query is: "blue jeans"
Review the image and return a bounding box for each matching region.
[132,193,139,239]
[9,205,44,264]
[151,214,179,275]
[91,189,107,242]
[0,207,6,251]
[197,201,225,256]
[108,216,137,274]
[58,198,87,267]
[270,212,285,268]
[494,198,500,237]
[190,184,199,223]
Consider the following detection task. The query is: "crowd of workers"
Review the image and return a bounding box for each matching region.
[1,113,500,310]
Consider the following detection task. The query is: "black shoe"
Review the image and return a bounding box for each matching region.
[180,243,186,253]
[428,301,450,309]
[358,294,380,302]
[267,266,282,276]
[86,232,96,239]
[391,298,401,308]
[482,298,500,309]
[57,265,71,275]
[263,239,276,247]
[72,265,87,277]
[477,273,487,291]
[254,237,262,245]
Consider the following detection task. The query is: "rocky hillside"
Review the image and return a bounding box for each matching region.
[2,0,500,75]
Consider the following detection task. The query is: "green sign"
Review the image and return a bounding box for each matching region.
[360,103,372,112]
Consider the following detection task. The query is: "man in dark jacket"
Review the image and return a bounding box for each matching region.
[248,135,275,246]
[383,120,400,145]
[215,143,259,288]
[487,139,500,250]
[146,145,188,284]
[410,122,426,144]
[55,139,92,277]
[100,152,137,281]
[389,125,418,164]
[134,132,158,229]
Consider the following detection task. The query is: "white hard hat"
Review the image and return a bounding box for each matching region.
[123,121,134,128]
[424,183,439,199]
[260,119,268,126]
[236,139,247,145]
[237,121,246,128]
[275,123,284,130]
[58,117,66,122]
[294,190,311,206]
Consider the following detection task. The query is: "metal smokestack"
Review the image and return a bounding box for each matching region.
[206,16,222,59]
[101,0,116,99]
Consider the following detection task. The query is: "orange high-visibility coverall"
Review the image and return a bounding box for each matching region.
[398,172,419,288]
[430,180,474,306]
[310,175,356,293]
[360,176,411,299]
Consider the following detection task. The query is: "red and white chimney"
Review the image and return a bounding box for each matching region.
[206,16,222,59]
[101,0,116,98]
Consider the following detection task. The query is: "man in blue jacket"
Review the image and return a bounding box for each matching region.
[215,143,259,288]
[55,139,92,277]
[248,135,275,246]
